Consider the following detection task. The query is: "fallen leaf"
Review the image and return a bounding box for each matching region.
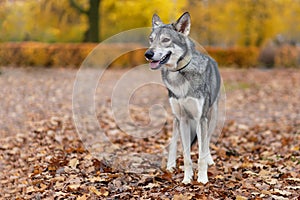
[143,183,159,189]
[174,194,193,200]
[77,194,88,200]
[236,195,247,200]
[68,184,81,191]
[215,175,224,179]
[265,178,278,185]
[89,186,101,196]
[69,158,79,169]
[286,177,300,182]
[26,186,36,193]
[273,189,292,196]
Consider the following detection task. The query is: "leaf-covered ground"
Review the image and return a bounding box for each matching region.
[0,67,299,199]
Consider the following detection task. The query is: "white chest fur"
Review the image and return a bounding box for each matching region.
[164,71,190,98]
[169,97,204,120]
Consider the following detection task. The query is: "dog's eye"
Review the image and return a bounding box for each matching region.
[162,38,170,43]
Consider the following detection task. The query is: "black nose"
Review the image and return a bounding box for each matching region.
[145,50,154,59]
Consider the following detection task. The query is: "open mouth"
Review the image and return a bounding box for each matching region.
[149,51,172,69]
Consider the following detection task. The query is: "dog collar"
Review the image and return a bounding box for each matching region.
[176,52,192,71]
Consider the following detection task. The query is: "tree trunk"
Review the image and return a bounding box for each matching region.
[86,0,100,42]
[69,0,101,42]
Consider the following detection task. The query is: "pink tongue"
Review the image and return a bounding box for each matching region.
[150,61,160,69]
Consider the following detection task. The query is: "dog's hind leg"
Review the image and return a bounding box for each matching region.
[167,118,179,172]
[205,101,218,165]
[207,97,219,165]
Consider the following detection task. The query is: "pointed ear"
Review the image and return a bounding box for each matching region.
[174,12,191,36]
[152,14,163,29]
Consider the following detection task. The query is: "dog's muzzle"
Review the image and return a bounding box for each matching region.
[145,49,172,70]
[145,49,154,60]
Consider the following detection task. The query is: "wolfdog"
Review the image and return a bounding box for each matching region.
[145,12,220,184]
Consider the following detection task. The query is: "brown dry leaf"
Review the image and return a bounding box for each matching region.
[88,176,108,183]
[273,189,292,196]
[54,191,68,197]
[261,190,272,195]
[89,186,101,196]
[174,194,193,200]
[76,194,89,200]
[143,183,159,189]
[241,161,253,169]
[236,195,247,200]
[286,178,300,182]
[39,183,48,191]
[215,175,224,179]
[158,171,173,182]
[265,178,278,185]
[68,184,81,191]
[100,188,109,197]
[259,169,270,177]
[244,170,258,176]
[26,186,36,194]
[89,186,108,197]
[69,158,79,169]
[286,186,300,190]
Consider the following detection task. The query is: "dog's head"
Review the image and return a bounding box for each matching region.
[145,12,191,71]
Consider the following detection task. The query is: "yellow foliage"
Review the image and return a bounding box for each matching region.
[0,0,300,46]
[187,0,300,47]
[101,0,187,39]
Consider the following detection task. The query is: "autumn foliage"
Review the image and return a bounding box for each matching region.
[1,42,299,68]
[205,47,259,68]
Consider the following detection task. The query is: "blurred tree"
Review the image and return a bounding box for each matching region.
[0,0,300,45]
[0,0,87,42]
[69,0,101,42]
[101,0,187,40]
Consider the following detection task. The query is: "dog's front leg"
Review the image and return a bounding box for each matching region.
[180,116,193,184]
[167,118,179,172]
[197,117,209,184]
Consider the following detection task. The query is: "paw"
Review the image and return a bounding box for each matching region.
[198,160,209,184]
[182,178,192,184]
[166,166,175,173]
[206,155,215,166]
[166,161,176,173]
[182,167,193,184]
[197,170,208,184]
